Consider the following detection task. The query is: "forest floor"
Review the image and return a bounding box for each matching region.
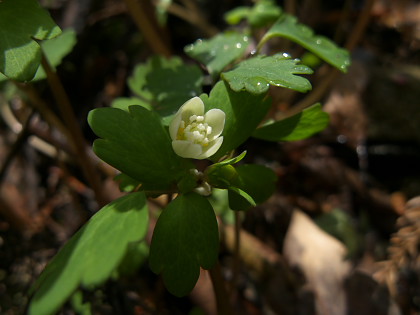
[1,0,420,314]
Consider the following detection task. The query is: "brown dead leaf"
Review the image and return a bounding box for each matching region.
[283,209,351,315]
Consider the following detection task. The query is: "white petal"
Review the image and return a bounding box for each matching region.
[172,140,203,159]
[179,97,204,122]
[169,111,182,140]
[203,109,225,139]
[199,136,223,159]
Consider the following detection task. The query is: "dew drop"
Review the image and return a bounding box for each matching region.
[236,43,242,49]
[337,135,347,144]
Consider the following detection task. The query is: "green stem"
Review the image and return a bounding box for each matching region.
[209,262,234,315]
[231,211,241,296]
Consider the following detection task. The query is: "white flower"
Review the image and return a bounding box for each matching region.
[169,97,225,159]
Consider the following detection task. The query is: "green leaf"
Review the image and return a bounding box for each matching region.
[259,14,351,72]
[127,56,203,123]
[224,7,251,25]
[149,193,219,296]
[0,29,76,82]
[70,291,92,315]
[315,208,360,257]
[224,0,282,28]
[222,54,313,94]
[111,97,152,112]
[32,29,77,81]
[215,151,247,167]
[247,0,282,27]
[201,81,271,160]
[88,106,192,190]
[228,186,256,210]
[29,192,149,315]
[253,103,329,141]
[206,164,239,189]
[209,188,235,225]
[185,32,250,77]
[116,241,149,277]
[155,0,172,25]
[228,164,277,210]
[114,173,141,192]
[0,0,62,81]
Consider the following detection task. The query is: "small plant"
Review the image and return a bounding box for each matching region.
[0,0,350,313]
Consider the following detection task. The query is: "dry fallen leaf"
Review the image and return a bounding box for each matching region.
[283,209,351,315]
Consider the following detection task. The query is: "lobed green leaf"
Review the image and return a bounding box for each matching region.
[252,103,329,141]
[127,56,203,124]
[185,32,250,77]
[201,81,271,160]
[0,0,61,81]
[110,97,152,112]
[88,106,192,190]
[259,14,350,72]
[222,54,313,94]
[29,192,149,315]
[149,193,219,296]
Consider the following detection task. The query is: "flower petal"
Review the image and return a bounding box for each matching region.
[179,97,204,122]
[203,109,225,139]
[169,111,182,140]
[172,140,203,159]
[199,136,223,159]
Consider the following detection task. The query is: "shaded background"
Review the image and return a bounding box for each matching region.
[1,0,420,314]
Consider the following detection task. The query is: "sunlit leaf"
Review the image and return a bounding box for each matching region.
[149,193,219,296]
[127,56,203,123]
[111,97,152,112]
[0,0,61,81]
[259,14,350,72]
[185,32,250,77]
[88,106,192,190]
[201,81,271,160]
[222,54,313,94]
[0,29,76,82]
[253,103,329,141]
[32,29,77,81]
[29,192,149,315]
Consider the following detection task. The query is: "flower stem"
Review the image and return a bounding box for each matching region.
[209,262,234,315]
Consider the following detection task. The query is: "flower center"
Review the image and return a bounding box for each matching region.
[178,115,212,146]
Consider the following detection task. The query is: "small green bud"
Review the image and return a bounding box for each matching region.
[205,164,239,189]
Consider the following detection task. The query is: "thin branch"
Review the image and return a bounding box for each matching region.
[40,52,107,207]
[231,211,241,296]
[123,0,172,57]
[0,110,34,182]
[209,263,234,315]
[165,2,218,37]
[284,0,375,116]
